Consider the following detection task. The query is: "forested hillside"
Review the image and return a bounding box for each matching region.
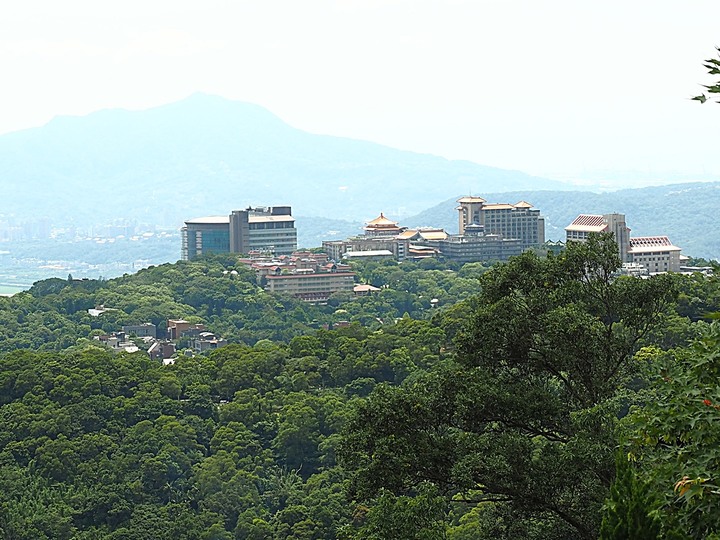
[2,242,720,538]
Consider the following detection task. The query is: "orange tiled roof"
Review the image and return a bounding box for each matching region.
[365,212,399,227]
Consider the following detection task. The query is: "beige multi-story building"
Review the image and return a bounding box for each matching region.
[434,223,523,263]
[456,197,545,249]
[628,236,682,273]
[264,271,356,302]
[565,213,631,262]
[565,213,683,273]
[323,210,531,264]
[322,213,410,261]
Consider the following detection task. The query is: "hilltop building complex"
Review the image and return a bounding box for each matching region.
[240,251,357,302]
[323,199,544,264]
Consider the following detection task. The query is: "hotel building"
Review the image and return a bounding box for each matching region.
[456,197,545,249]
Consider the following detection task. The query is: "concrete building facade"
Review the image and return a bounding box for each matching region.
[264,271,356,302]
[434,224,524,263]
[628,236,682,273]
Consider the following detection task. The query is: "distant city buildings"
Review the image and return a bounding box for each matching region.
[181,206,297,260]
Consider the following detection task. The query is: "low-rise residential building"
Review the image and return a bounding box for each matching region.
[94,332,139,353]
[166,319,206,340]
[148,340,176,360]
[122,323,157,338]
[192,332,228,353]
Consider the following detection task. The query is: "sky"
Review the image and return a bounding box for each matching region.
[1,0,719,188]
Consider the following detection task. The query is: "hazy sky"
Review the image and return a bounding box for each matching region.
[1,1,719,187]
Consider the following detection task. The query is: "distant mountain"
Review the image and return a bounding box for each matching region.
[0,93,567,229]
[405,182,720,260]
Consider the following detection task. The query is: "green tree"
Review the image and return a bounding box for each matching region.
[599,452,660,539]
[624,323,720,538]
[692,46,720,103]
[340,235,676,540]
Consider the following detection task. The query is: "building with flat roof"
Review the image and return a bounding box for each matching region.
[434,223,524,263]
[181,206,297,260]
[264,271,356,302]
[456,197,545,249]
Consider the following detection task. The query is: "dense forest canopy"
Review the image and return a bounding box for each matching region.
[1,240,720,538]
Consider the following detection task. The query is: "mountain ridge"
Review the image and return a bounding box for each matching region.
[0,93,568,228]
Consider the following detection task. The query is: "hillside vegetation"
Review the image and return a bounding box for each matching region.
[1,242,720,538]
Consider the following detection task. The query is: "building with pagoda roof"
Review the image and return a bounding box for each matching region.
[363,213,406,237]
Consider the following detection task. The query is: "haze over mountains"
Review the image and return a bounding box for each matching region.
[0,93,566,228]
[1,93,719,262]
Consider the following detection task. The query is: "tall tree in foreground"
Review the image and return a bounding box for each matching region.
[340,235,676,539]
[623,323,720,539]
[692,46,720,103]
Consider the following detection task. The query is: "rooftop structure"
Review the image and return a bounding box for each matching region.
[363,213,405,237]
